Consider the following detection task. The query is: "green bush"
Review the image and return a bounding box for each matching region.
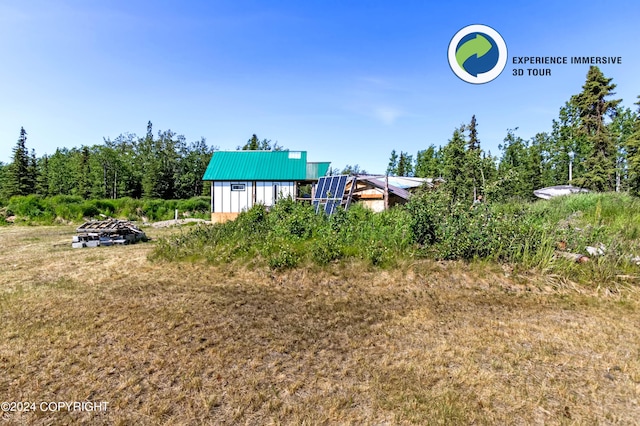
[148,190,640,280]
[177,197,210,216]
[311,231,345,264]
[1,195,215,224]
[7,195,54,223]
[405,190,551,263]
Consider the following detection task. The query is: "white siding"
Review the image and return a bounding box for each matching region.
[212,181,296,213]
[256,182,273,207]
[256,181,295,207]
[213,181,251,213]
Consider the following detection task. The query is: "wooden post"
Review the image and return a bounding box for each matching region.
[384,174,389,211]
[345,175,357,210]
[252,181,257,206]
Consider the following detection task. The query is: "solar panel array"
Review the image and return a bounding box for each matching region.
[312,175,348,215]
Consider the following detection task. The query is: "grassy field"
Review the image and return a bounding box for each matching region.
[1,225,639,425]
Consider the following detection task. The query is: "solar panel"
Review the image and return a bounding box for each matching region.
[336,175,347,198]
[312,175,349,215]
[316,177,329,198]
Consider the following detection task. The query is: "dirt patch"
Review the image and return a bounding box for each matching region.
[150,218,208,228]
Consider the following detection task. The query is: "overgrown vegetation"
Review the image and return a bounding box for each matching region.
[0,195,210,224]
[152,191,640,281]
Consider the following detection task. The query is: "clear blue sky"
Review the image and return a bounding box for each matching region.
[1,0,639,174]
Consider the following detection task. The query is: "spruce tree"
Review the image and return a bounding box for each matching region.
[466,116,483,199]
[626,96,640,196]
[396,151,413,176]
[571,66,621,191]
[608,107,636,192]
[386,149,398,176]
[6,127,32,197]
[442,126,469,203]
[467,115,479,151]
[28,148,38,194]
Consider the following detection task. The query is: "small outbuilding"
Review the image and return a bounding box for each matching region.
[202,150,330,223]
[346,175,443,212]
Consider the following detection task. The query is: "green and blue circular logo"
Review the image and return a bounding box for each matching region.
[448,24,507,84]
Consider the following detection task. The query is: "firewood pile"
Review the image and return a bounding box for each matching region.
[72,219,147,248]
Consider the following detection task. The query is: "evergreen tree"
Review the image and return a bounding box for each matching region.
[609,107,637,192]
[239,134,281,151]
[626,97,640,196]
[5,127,32,197]
[465,116,483,198]
[414,145,443,178]
[442,126,470,203]
[386,149,398,175]
[35,155,50,196]
[396,151,413,176]
[467,115,480,151]
[27,148,38,194]
[571,66,621,191]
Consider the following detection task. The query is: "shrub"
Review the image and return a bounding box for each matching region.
[7,195,54,223]
[311,231,344,264]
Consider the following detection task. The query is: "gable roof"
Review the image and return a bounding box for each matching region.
[202,150,330,181]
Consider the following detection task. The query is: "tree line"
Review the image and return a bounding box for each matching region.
[2,66,640,203]
[385,66,640,202]
[0,122,215,201]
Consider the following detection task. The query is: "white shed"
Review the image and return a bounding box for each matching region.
[202,150,330,223]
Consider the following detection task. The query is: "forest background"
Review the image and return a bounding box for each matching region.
[1,66,640,222]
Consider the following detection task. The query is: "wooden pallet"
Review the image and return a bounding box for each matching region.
[72,219,147,248]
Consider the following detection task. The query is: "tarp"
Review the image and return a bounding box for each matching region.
[533,185,589,200]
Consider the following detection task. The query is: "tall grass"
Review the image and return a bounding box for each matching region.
[152,192,546,269]
[152,199,415,269]
[0,195,211,224]
[152,191,640,282]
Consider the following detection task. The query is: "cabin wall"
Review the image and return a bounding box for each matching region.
[212,181,297,214]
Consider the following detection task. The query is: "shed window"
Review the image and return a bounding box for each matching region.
[231,183,246,191]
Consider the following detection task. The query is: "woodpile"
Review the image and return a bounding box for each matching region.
[72,219,147,248]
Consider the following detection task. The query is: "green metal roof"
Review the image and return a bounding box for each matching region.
[306,162,331,180]
[203,151,329,181]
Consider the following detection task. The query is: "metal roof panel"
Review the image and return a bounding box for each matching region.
[203,151,310,181]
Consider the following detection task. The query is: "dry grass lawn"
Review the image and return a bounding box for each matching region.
[1,225,639,425]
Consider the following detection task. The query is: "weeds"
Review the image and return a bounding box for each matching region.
[152,191,640,281]
[1,195,211,224]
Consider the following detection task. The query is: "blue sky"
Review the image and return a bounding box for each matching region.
[1,0,639,174]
